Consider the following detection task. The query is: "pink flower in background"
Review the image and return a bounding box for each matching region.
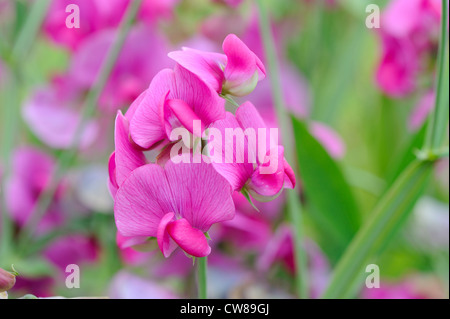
[114,160,235,258]
[70,26,171,111]
[22,85,99,150]
[361,281,426,299]
[44,0,179,51]
[409,90,435,131]
[257,225,331,298]
[109,271,179,299]
[129,64,225,149]
[209,102,296,202]
[310,122,346,159]
[43,235,99,270]
[376,0,443,97]
[169,34,266,96]
[5,147,64,233]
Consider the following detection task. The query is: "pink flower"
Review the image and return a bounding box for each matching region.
[209,102,296,202]
[22,85,99,150]
[376,0,443,97]
[129,64,226,149]
[44,0,179,51]
[361,281,426,299]
[109,271,179,299]
[409,90,435,131]
[309,122,346,159]
[114,159,235,258]
[5,147,64,234]
[169,34,266,97]
[257,225,331,298]
[70,26,171,111]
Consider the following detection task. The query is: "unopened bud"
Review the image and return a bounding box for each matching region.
[0,267,17,292]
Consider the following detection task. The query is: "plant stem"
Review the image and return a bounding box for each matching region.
[257,0,309,299]
[198,257,208,299]
[424,0,449,152]
[16,0,143,251]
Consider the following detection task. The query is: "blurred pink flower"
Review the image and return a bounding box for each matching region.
[310,122,346,159]
[376,0,443,97]
[114,160,235,258]
[44,0,179,51]
[109,271,178,299]
[43,235,99,270]
[5,147,64,234]
[22,85,99,150]
[257,225,331,298]
[70,26,171,111]
[409,90,435,131]
[129,64,225,149]
[209,102,296,202]
[361,281,426,299]
[169,34,266,96]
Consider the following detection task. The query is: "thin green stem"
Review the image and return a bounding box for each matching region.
[424,0,449,152]
[16,0,143,251]
[257,0,309,298]
[197,257,208,299]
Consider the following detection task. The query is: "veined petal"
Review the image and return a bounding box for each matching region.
[157,212,178,258]
[166,218,211,257]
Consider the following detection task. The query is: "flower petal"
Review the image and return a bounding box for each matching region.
[157,212,178,258]
[166,218,211,257]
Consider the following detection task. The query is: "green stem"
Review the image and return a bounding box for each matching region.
[323,160,433,298]
[198,257,208,299]
[257,0,309,298]
[424,0,449,152]
[16,0,143,251]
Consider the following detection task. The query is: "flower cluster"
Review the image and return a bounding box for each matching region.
[109,34,296,258]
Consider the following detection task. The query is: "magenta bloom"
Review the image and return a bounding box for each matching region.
[209,101,295,202]
[169,34,266,96]
[114,160,235,258]
[376,0,443,97]
[129,65,225,149]
[44,0,179,51]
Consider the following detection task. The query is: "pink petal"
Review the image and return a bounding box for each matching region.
[157,212,178,258]
[114,164,176,237]
[114,111,146,186]
[247,146,286,201]
[130,69,174,149]
[222,34,266,96]
[168,48,226,93]
[310,122,346,159]
[166,218,211,257]
[165,98,205,135]
[163,159,235,231]
[209,112,255,191]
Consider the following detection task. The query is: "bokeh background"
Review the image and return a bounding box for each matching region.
[0,0,448,299]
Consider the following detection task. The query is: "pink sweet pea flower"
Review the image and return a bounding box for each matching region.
[361,280,426,299]
[129,64,226,149]
[209,101,295,202]
[169,34,266,97]
[114,159,235,258]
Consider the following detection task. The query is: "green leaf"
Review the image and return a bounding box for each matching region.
[292,118,361,251]
[322,160,433,298]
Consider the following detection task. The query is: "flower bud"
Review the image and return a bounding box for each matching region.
[0,267,16,292]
